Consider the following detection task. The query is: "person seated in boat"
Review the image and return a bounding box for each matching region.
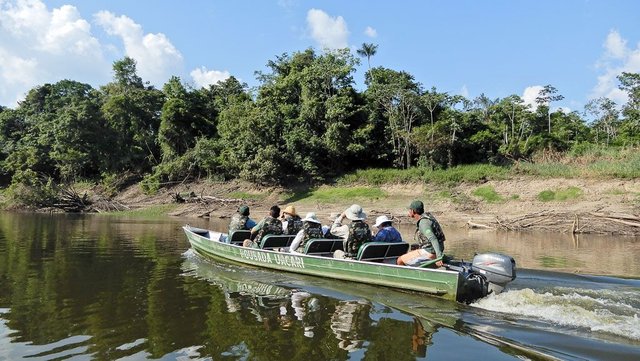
[397,200,445,267]
[330,204,373,259]
[372,215,403,243]
[243,205,283,248]
[289,212,324,253]
[229,205,257,233]
[280,205,303,235]
[322,213,340,238]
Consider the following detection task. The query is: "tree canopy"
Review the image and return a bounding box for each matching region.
[0,50,638,202]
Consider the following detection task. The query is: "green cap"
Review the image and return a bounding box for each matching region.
[409,200,424,213]
[238,205,250,216]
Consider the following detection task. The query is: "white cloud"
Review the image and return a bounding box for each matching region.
[0,0,108,107]
[591,30,640,106]
[364,26,377,38]
[94,11,183,86]
[604,30,627,59]
[522,85,543,110]
[306,8,349,50]
[190,67,231,88]
[459,85,469,98]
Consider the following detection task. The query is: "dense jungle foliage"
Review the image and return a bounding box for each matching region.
[0,48,639,206]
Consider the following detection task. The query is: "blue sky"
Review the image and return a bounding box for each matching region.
[1,0,639,114]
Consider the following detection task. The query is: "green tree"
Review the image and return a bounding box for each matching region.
[422,87,447,142]
[535,84,564,134]
[585,97,619,145]
[617,72,640,144]
[356,43,378,69]
[3,80,107,182]
[100,57,164,176]
[492,95,535,159]
[366,67,423,168]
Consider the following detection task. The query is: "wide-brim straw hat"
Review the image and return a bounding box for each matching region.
[344,204,366,221]
[302,212,321,224]
[283,205,298,216]
[374,215,392,228]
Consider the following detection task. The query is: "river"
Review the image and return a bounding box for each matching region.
[0,212,638,360]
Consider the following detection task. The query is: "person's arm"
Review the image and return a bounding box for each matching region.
[246,218,257,229]
[251,219,264,238]
[330,222,349,240]
[289,229,304,253]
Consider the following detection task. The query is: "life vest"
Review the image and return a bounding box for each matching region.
[285,215,304,235]
[255,216,283,243]
[298,222,324,251]
[414,213,445,254]
[229,213,248,232]
[345,221,372,257]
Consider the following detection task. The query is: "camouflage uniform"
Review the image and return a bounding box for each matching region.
[254,216,283,244]
[229,213,249,232]
[297,222,324,251]
[344,221,372,258]
[284,215,304,235]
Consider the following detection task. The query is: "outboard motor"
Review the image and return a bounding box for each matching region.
[471,253,516,295]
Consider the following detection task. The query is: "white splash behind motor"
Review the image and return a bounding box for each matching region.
[471,253,517,295]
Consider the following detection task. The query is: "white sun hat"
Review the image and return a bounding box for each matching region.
[344,204,366,221]
[374,215,392,228]
[302,212,321,224]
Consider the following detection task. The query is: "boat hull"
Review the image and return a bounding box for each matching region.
[184,226,462,302]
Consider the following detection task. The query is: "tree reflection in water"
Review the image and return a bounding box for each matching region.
[190,256,440,359]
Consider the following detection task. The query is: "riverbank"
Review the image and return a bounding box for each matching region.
[108,177,640,236]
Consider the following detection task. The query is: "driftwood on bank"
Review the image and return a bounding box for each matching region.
[468,210,640,236]
[171,191,247,218]
[52,186,90,213]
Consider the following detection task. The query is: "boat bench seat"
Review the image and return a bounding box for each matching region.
[188,226,211,238]
[303,238,344,256]
[356,242,410,263]
[228,230,251,245]
[259,234,295,250]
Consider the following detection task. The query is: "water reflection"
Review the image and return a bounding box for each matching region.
[330,299,371,351]
[181,254,442,360]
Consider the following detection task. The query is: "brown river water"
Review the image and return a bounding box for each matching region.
[0,212,638,360]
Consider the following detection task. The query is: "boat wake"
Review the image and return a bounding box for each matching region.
[471,275,640,342]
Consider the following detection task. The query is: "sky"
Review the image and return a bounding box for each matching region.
[1,0,639,115]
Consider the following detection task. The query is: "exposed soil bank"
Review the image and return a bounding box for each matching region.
[112,177,640,236]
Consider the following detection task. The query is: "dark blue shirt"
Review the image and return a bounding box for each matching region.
[373,226,403,243]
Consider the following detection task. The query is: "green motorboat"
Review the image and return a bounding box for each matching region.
[183,225,516,303]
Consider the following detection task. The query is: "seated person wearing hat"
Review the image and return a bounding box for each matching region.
[243,205,283,248]
[289,212,325,253]
[229,205,257,233]
[331,204,373,258]
[397,200,446,267]
[373,215,403,243]
[281,205,303,235]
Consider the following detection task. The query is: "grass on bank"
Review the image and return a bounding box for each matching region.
[338,164,510,186]
[284,186,387,203]
[99,204,179,217]
[537,186,583,202]
[337,146,640,186]
[228,191,268,201]
[472,185,505,203]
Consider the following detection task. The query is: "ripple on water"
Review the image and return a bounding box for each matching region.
[471,288,640,341]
